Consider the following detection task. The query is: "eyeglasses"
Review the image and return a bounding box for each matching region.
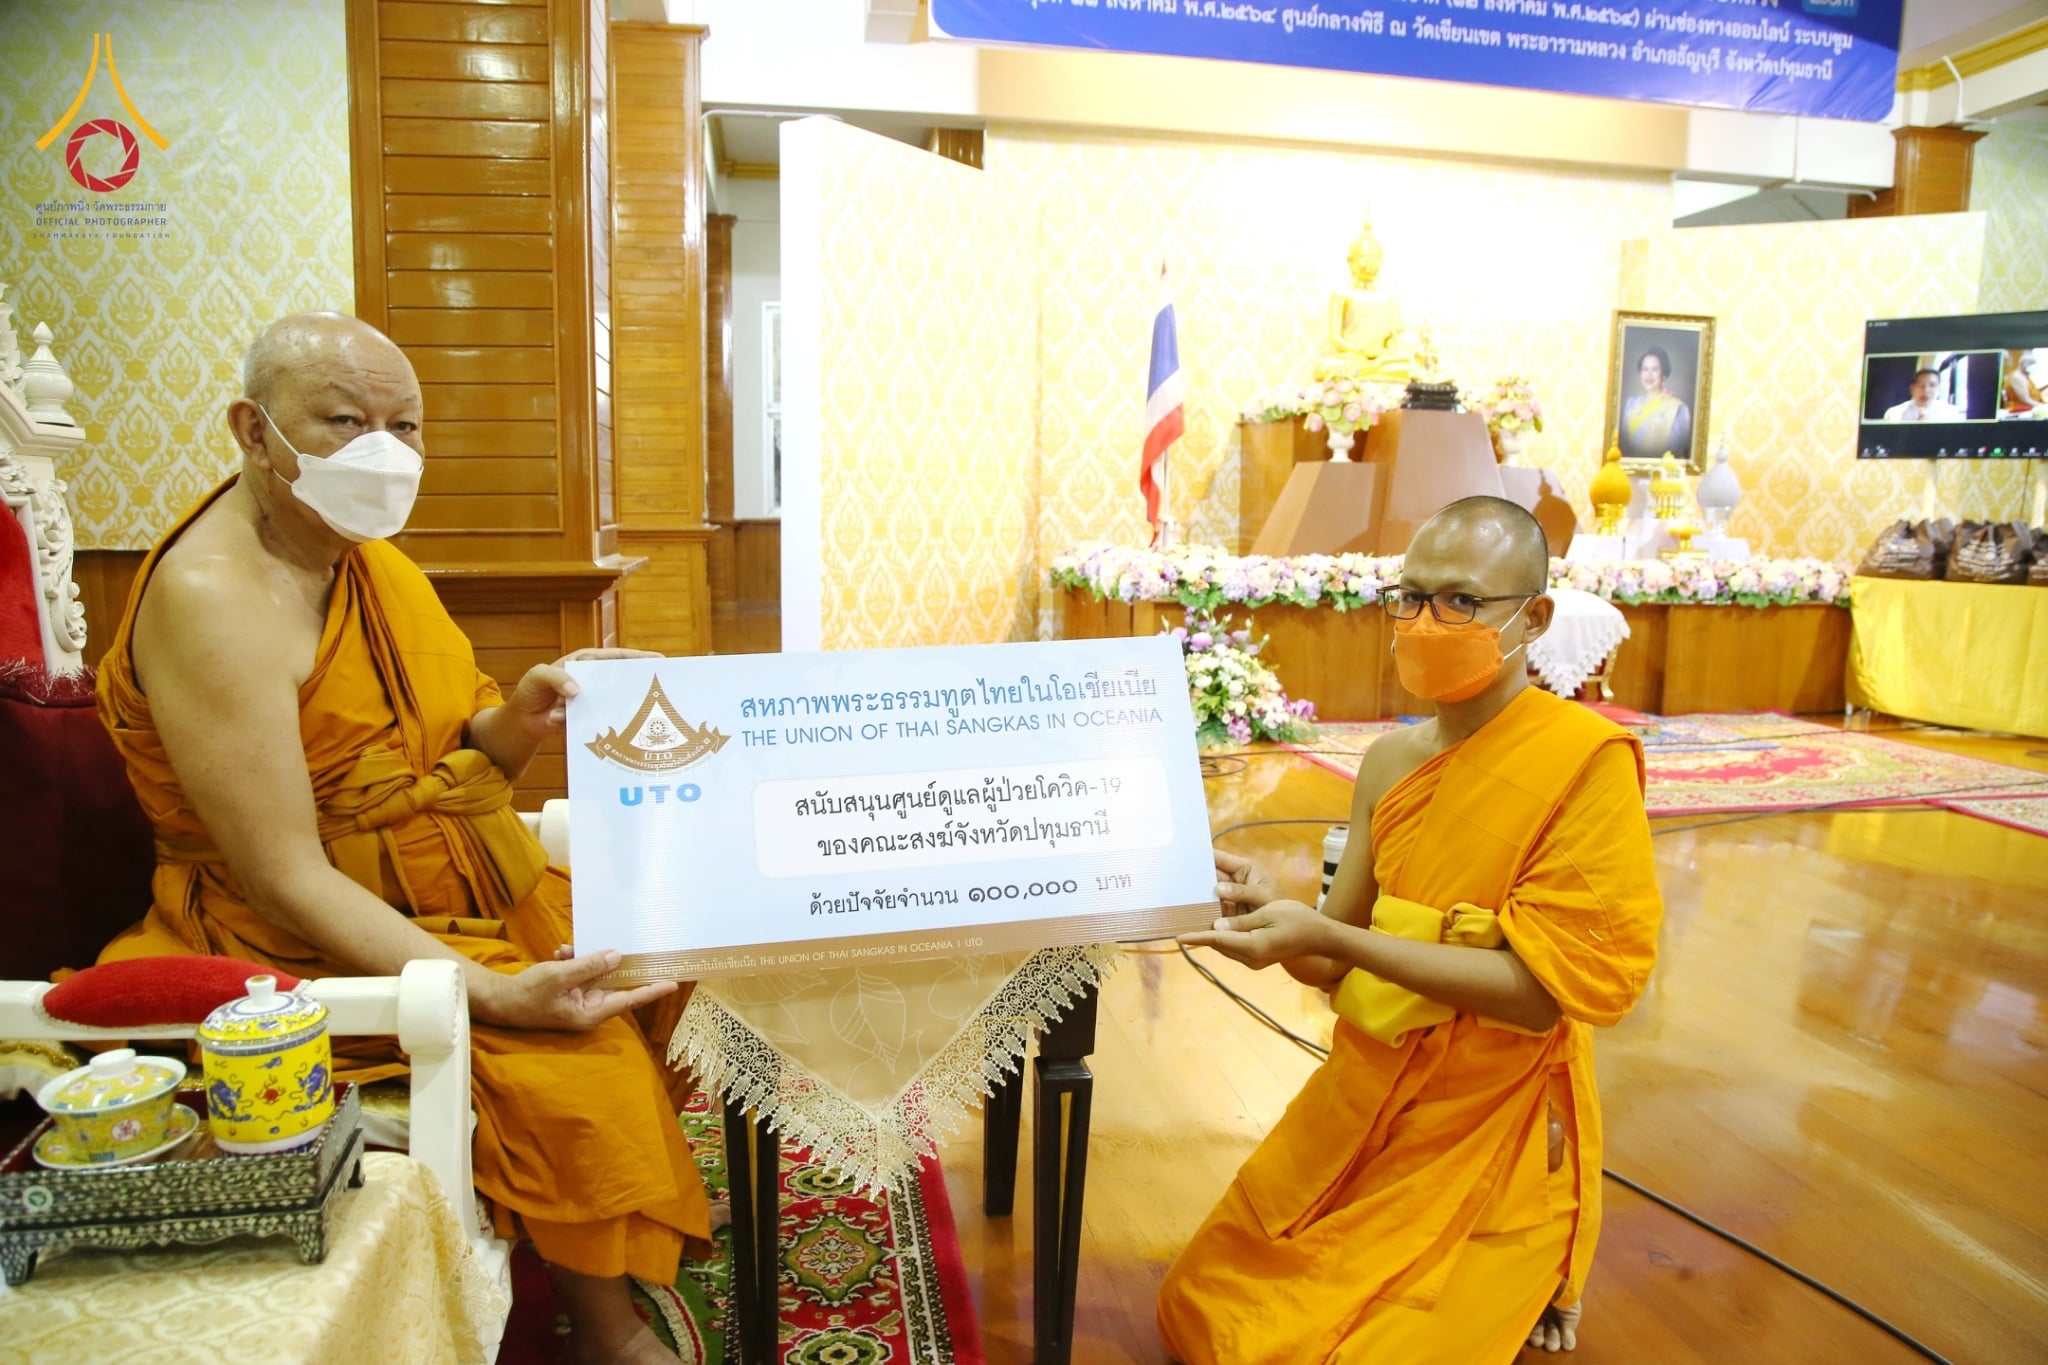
[1379,588,1538,625]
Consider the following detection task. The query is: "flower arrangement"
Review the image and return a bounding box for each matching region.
[1049,542,1401,614]
[1050,543,1853,610]
[1550,556,1850,609]
[1241,385,1315,425]
[1239,379,1399,436]
[1470,375,1544,437]
[1300,377,1395,437]
[1169,613,1317,748]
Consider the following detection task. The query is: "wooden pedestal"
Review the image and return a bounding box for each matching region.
[1251,462,1384,558]
[1498,466,1579,559]
[1250,409,1505,557]
[1359,409,1505,555]
[1235,418,1335,554]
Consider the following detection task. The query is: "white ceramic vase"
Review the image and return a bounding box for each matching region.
[1493,427,1529,464]
[1327,425,1356,461]
[1696,440,1742,529]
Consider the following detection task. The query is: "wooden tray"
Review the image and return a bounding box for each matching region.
[0,1083,362,1230]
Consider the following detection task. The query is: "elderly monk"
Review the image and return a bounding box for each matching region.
[1162,496,1662,1363]
[97,314,711,1364]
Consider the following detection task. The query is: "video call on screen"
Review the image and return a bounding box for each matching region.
[1858,310,2048,460]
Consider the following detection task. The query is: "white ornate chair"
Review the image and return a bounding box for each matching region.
[0,290,88,675]
[0,295,511,1358]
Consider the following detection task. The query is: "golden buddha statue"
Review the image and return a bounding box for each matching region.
[1314,218,1417,385]
[1589,441,1632,535]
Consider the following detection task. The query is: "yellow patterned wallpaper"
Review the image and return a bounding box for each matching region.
[987,124,1676,631]
[1618,215,2019,562]
[805,123,1041,649]
[1973,119,2048,316]
[0,0,353,550]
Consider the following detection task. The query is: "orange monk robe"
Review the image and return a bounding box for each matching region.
[96,483,713,1282]
[1158,688,1661,1364]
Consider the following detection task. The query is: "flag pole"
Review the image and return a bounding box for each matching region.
[1144,253,1185,551]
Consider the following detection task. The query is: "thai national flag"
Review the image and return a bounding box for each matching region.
[1140,261,1184,541]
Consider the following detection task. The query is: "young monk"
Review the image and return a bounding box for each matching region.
[97,314,710,1364]
[1162,496,1662,1363]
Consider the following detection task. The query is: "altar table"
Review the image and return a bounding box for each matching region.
[0,1153,503,1364]
[1847,576,2048,738]
[1055,588,1852,719]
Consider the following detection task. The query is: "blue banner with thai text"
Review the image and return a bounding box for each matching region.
[930,0,1904,123]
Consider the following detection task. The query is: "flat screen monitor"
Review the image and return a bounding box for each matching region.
[1857,310,2048,459]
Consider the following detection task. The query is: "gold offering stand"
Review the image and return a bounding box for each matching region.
[0,1083,363,1285]
[1651,454,1707,562]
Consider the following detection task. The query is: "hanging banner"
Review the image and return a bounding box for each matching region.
[566,636,1218,980]
[929,0,1905,123]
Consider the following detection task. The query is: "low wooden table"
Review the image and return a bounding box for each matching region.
[722,981,1101,1365]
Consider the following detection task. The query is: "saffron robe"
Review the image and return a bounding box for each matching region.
[96,484,712,1281]
[1158,688,1661,1364]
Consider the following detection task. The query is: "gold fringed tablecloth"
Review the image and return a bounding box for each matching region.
[0,1152,506,1365]
[671,945,1122,1192]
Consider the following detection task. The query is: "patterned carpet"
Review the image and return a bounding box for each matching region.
[502,1090,983,1365]
[1290,714,2048,824]
[1936,796,2048,837]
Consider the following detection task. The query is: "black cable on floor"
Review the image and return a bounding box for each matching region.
[1600,1168,1953,1364]
[1193,818,1965,1363]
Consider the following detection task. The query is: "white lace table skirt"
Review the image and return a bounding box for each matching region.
[1529,588,1630,699]
[672,945,1119,1192]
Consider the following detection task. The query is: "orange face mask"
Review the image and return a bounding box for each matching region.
[1392,600,1530,703]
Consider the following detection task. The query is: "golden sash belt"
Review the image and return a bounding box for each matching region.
[155,747,546,918]
[1332,894,1527,1047]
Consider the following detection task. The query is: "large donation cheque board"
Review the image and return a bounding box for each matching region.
[566,637,1218,981]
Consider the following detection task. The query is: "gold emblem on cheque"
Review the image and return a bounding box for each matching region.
[587,675,731,773]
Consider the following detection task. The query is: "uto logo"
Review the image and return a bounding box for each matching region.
[35,32,169,193]
[586,674,730,774]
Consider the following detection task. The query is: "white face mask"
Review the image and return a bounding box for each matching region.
[258,406,423,542]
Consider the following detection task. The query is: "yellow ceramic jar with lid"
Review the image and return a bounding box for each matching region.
[36,1047,186,1164]
[199,974,335,1154]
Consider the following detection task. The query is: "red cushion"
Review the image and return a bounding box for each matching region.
[0,662,158,980]
[0,514,42,667]
[41,957,302,1028]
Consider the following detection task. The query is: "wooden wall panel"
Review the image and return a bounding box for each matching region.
[1850,126,1988,219]
[71,550,146,669]
[704,212,735,526]
[608,21,711,657]
[348,0,638,808]
[709,519,781,655]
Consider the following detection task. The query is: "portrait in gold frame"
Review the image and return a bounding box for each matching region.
[1605,311,1716,474]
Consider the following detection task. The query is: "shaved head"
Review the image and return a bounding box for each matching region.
[1408,496,1551,596]
[241,313,413,410]
[228,313,425,499]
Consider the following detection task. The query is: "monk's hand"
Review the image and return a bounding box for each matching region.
[1214,848,1279,915]
[1179,900,1331,971]
[506,647,665,739]
[478,948,677,1031]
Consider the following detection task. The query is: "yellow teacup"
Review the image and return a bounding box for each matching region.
[37,1048,186,1164]
[199,975,335,1155]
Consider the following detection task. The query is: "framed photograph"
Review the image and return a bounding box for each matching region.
[1606,311,1715,473]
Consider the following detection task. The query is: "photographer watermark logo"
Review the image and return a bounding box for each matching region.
[36,32,169,193]
[588,676,730,774]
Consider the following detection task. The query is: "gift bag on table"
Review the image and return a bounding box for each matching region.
[1857,517,1954,580]
[1946,520,2036,585]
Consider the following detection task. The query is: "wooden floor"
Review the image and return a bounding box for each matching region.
[935,723,2048,1364]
